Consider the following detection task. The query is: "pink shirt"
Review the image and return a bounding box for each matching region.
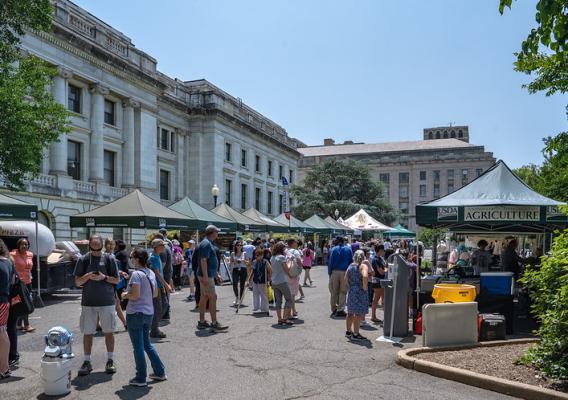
[302,248,314,267]
[10,250,33,285]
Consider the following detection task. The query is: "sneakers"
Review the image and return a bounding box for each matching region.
[8,358,19,368]
[197,320,211,330]
[233,297,238,306]
[335,310,347,317]
[78,360,93,376]
[149,373,168,381]
[105,359,116,374]
[211,321,229,331]
[150,331,167,338]
[345,330,352,338]
[129,378,147,387]
[350,333,368,341]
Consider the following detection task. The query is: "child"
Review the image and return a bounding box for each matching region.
[249,249,272,314]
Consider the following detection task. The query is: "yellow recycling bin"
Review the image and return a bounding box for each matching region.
[432,283,476,303]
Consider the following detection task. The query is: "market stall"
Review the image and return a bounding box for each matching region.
[169,196,236,232]
[383,224,415,239]
[242,208,288,233]
[273,213,315,234]
[211,203,265,233]
[324,216,353,236]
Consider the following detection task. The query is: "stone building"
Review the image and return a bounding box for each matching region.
[2,0,303,240]
[298,131,495,231]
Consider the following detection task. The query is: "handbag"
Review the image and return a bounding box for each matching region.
[10,274,34,317]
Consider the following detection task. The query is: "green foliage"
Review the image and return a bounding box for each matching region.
[519,231,568,379]
[417,227,447,248]
[291,159,396,223]
[0,0,69,189]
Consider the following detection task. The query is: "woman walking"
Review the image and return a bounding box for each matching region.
[249,249,271,314]
[302,243,314,287]
[270,242,293,325]
[122,248,166,387]
[230,240,247,306]
[0,239,14,378]
[10,238,34,333]
[345,250,369,341]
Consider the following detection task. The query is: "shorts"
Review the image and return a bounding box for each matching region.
[0,302,9,329]
[200,278,216,296]
[80,305,117,335]
[302,265,311,270]
[272,282,292,309]
[372,282,382,289]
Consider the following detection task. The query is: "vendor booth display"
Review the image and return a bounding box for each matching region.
[211,203,264,232]
[242,208,288,233]
[343,209,392,231]
[169,196,235,232]
[70,190,192,229]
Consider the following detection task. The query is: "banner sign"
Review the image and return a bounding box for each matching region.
[464,206,540,222]
[546,205,566,221]
[282,177,290,220]
[437,206,458,222]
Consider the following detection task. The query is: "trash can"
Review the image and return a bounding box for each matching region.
[41,326,74,396]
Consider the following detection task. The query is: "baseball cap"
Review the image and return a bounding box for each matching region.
[205,225,220,234]
[151,238,166,249]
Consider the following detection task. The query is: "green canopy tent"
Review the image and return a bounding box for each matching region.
[383,224,416,239]
[324,216,353,235]
[274,213,315,233]
[211,203,265,232]
[69,189,192,229]
[415,160,567,234]
[303,215,335,235]
[242,208,288,233]
[169,196,236,232]
[0,193,42,299]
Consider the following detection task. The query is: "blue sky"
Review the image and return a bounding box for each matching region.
[74,0,566,168]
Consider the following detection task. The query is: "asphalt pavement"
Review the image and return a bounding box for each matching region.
[2,265,517,399]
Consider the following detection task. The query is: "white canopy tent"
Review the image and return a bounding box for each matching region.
[342,209,393,231]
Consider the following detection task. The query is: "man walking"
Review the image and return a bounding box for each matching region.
[153,233,173,319]
[197,225,228,331]
[74,235,120,376]
[327,236,353,317]
[149,239,172,339]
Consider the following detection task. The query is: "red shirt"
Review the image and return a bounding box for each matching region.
[10,250,33,285]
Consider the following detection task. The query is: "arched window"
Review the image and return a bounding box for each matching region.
[428,132,433,140]
[38,210,53,229]
[458,130,463,138]
[435,131,441,139]
[443,131,448,139]
[450,130,456,138]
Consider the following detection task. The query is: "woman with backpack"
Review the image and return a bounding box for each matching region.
[302,242,314,287]
[249,249,272,314]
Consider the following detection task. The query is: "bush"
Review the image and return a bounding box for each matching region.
[519,231,568,380]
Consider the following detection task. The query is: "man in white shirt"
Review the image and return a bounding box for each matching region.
[243,239,255,265]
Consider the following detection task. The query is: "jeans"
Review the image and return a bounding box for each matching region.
[232,268,247,300]
[126,313,165,382]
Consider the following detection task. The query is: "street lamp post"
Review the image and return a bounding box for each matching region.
[334,209,339,221]
[211,184,220,207]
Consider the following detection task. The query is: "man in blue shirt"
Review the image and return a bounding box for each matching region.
[327,236,353,317]
[197,225,228,331]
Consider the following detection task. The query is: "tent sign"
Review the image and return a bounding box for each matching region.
[546,206,566,221]
[86,218,95,227]
[464,206,539,222]
[437,207,458,222]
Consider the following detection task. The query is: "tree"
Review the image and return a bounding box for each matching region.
[290,159,396,223]
[513,164,543,191]
[0,0,69,190]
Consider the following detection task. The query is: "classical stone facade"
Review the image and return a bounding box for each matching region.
[1,0,303,240]
[298,132,496,231]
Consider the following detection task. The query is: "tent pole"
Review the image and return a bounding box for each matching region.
[35,219,42,304]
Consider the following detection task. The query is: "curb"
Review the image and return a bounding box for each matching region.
[396,339,568,400]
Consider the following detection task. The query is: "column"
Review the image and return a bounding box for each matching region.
[121,99,138,188]
[89,83,109,182]
[49,67,72,175]
[176,129,185,199]
[184,134,191,196]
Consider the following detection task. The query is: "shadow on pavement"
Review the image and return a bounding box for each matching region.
[271,323,294,329]
[115,385,152,399]
[71,371,113,391]
[251,312,271,318]
[0,376,24,384]
[348,338,373,349]
[360,324,378,331]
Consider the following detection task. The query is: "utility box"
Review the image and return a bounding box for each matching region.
[382,254,410,338]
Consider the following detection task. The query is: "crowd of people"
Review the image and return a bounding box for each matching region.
[0,227,419,385]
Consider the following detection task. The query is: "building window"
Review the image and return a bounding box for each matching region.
[225,179,232,206]
[241,149,247,167]
[399,201,409,215]
[255,155,260,173]
[428,132,433,140]
[103,150,115,186]
[448,183,455,194]
[279,165,284,180]
[458,130,464,138]
[104,99,115,125]
[433,183,440,198]
[399,186,409,198]
[255,188,261,210]
[157,128,175,152]
[289,169,294,184]
[159,170,170,200]
[225,142,232,162]
[67,140,81,180]
[476,168,483,177]
[435,131,441,139]
[450,130,456,138]
[279,194,283,214]
[447,169,454,179]
[420,171,426,181]
[268,160,273,177]
[419,184,426,197]
[267,191,273,214]
[67,84,81,113]
[379,173,390,198]
[399,172,409,184]
[443,131,448,139]
[241,184,247,209]
[462,169,469,185]
[433,170,440,182]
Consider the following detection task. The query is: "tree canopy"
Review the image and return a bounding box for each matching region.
[291,159,396,223]
[0,0,69,190]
